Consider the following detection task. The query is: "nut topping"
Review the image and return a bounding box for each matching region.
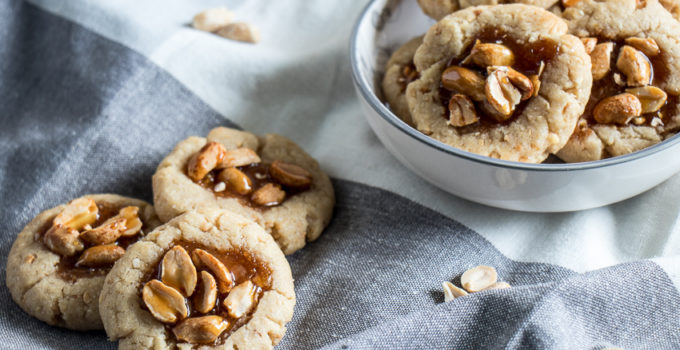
[53,198,98,230]
[624,37,660,57]
[142,280,188,323]
[616,45,652,87]
[590,42,614,81]
[442,281,468,302]
[503,67,534,101]
[223,280,256,319]
[192,249,234,293]
[172,316,230,344]
[448,94,479,127]
[270,160,312,188]
[79,217,126,245]
[580,37,597,54]
[625,86,667,114]
[76,245,125,267]
[463,40,515,68]
[485,69,521,121]
[193,271,218,314]
[219,147,261,168]
[593,93,642,125]
[187,142,226,181]
[217,168,253,195]
[162,246,198,297]
[251,183,286,206]
[216,22,261,44]
[441,66,486,102]
[460,265,498,292]
[43,225,84,257]
[119,206,143,237]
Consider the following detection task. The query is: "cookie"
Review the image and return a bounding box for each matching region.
[405,4,592,163]
[99,208,295,349]
[381,35,424,126]
[5,194,161,330]
[556,0,680,162]
[417,0,559,20]
[660,0,680,21]
[152,127,335,255]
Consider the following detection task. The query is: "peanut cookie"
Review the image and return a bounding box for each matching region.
[406,4,592,163]
[417,0,559,20]
[381,35,424,127]
[660,0,680,21]
[99,208,295,349]
[152,127,335,255]
[5,194,161,330]
[556,0,680,162]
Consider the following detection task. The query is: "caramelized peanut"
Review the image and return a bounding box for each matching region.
[43,225,84,257]
[193,271,218,314]
[625,86,667,114]
[616,45,652,87]
[192,249,234,293]
[217,167,253,195]
[440,66,486,102]
[223,280,256,318]
[53,198,98,230]
[187,142,226,181]
[76,245,125,267]
[590,42,614,81]
[270,160,312,188]
[624,37,660,57]
[162,246,197,297]
[447,94,478,127]
[79,217,126,245]
[251,183,286,206]
[172,316,229,344]
[464,40,515,68]
[593,93,642,125]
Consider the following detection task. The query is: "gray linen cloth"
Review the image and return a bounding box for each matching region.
[1,2,679,349]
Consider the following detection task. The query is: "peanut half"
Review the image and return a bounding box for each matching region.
[590,42,614,81]
[216,23,261,44]
[442,281,468,302]
[270,160,312,188]
[448,94,479,127]
[223,280,256,319]
[251,183,286,206]
[119,206,142,236]
[463,40,515,68]
[217,167,253,195]
[485,69,521,121]
[162,246,198,297]
[173,316,230,344]
[142,280,188,324]
[460,265,498,292]
[187,142,226,182]
[53,197,98,230]
[624,37,660,57]
[43,225,84,257]
[625,86,667,114]
[76,245,125,267]
[219,147,261,168]
[192,249,235,293]
[79,217,126,245]
[193,271,218,314]
[441,66,486,102]
[593,93,642,125]
[616,45,652,87]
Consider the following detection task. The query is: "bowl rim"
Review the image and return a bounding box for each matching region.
[349,0,680,172]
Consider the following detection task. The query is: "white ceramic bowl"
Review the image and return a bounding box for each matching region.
[350,0,680,212]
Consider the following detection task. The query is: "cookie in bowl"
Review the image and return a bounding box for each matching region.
[5,194,161,330]
[152,126,334,255]
[382,35,424,126]
[417,0,559,20]
[99,208,295,349]
[405,4,592,163]
[557,0,680,162]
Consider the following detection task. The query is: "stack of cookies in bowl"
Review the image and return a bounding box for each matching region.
[383,0,680,163]
[6,127,335,349]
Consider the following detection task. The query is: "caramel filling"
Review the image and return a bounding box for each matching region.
[140,241,272,345]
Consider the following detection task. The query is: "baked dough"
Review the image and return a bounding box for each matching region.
[417,0,559,20]
[382,36,424,127]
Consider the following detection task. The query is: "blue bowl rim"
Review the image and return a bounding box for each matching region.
[349,0,680,172]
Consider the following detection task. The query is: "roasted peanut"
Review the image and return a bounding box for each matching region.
[119,206,142,236]
[460,265,498,292]
[251,183,286,206]
[482,281,511,291]
[593,93,642,125]
[440,66,486,102]
[173,316,229,344]
[216,23,260,43]
[464,40,515,68]
[219,147,261,168]
[43,225,84,257]
[79,217,126,245]
[162,246,197,297]
[223,280,256,319]
[562,0,582,6]
[504,67,534,100]
[193,271,218,314]
[624,37,660,57]
[270,160,312,188]
[217,168,253,195]
[616,45,652,87]
[192,8,234,32]
[625,86,667,114]
[53,198,98,230]
[442,281,468,302]
[187,142,226,181]
[447,94,478,127]
[192,249,234,293]
[580,37,597,54]
[485,69,521,120]
[590,42,614,81]
[142,280,188,323]
[76,245,125,267]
